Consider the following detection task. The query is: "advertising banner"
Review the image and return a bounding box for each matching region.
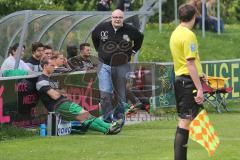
[0,60,239,126]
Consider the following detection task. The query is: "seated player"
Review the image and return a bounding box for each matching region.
[1,43,32,74]
[36,57,123,135]
[52,51,72,73]
[68,43,97,71]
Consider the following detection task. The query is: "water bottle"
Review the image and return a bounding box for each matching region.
[40,124,46,137]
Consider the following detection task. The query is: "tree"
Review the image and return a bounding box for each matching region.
[221,0,239,23]
[0,0,63,17]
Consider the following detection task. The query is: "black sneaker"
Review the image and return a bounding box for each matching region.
[106,119,123,135]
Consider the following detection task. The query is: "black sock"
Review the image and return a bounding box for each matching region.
[174,127,189,160]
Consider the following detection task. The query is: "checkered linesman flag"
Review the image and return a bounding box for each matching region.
[189,109,220,156]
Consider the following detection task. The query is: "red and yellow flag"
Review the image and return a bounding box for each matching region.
[189,110,220,156]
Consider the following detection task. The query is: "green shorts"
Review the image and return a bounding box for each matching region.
[56,101,83,121]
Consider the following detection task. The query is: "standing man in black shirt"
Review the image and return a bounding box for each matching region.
[36,57,123,135]
[91,9,144,124]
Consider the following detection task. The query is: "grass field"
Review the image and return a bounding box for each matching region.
[0,103,239,160]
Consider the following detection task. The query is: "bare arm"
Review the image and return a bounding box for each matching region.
[187,59,204,104]
[47,89,62,100]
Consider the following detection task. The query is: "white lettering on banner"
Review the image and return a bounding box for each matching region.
[231,63,239,98]
[57,122,71,136]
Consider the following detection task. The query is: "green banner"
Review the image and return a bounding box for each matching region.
[154,60,240,108]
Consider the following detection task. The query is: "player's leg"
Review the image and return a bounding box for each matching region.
[97,63,114,123]
[173,76,201,160]
[78,110,123,135]
[174,119,191,160]
[56,101,122,134]
[112,63,130,122]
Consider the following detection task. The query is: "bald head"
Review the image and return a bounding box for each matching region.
[112,9,124,16]
[111,9,124,29]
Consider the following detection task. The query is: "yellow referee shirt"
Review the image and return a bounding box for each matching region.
[170,25,203,76]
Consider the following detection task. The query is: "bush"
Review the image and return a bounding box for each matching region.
[221,0,240,23]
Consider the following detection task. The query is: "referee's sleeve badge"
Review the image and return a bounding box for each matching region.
[190,43,196,52]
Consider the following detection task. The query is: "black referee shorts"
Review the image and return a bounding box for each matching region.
[174,75,202,120]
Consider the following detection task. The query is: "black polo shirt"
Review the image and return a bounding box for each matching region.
[25,56,42,72]
[36,74,65,111]
[92,21,144,66]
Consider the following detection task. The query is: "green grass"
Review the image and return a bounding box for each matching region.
[0,125,37,141]
[140,23,240,62]
[0,103,239,160]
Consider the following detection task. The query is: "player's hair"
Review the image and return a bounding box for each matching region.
[8,43,25,56]
[79,43,90,51]
[32,42,44,53]
[40,57,49,68]
[40,56,55,68]
[178,4,196,22]
[51,51,65,61]
[44,44,53,50]
[67,45,78,59]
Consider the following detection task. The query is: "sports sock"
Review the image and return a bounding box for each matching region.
[82,115,110,134]
[92,117,111,130]
[124,103,131,112]
[174,127,189,160]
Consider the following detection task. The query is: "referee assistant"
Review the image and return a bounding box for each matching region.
[170,4,205,160]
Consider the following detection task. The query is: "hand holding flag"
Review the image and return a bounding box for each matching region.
[189,109,220,156]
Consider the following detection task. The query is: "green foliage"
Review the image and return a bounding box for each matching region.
[59,0,144,11]
[0,0,239,23]
[0,0,145,15]
[148,0,240,23]
[221,0,239,23]
[62,0,98,11]
[0,0,64,16]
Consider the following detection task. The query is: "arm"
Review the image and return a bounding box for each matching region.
[187,59,204,104]
[37,79,62,100]
[1,58,14,70]
[21,61,33,72]
[46,88,62,100]
[91,26,100,51]
[132,29,144,54]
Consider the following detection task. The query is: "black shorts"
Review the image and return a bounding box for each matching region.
[174,75,202,119]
